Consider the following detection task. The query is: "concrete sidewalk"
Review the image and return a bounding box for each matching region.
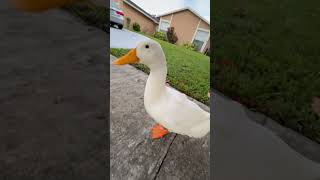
[110,55,210,180]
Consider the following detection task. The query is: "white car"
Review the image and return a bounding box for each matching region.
[110,1,124,29]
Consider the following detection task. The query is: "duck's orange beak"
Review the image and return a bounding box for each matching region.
[112,49,140,65]
[12,0,78,12]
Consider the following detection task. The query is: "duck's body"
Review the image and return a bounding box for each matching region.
[144,63,210,138]
[113,40,210,138]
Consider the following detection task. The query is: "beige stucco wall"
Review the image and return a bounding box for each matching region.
[169,10,200,44]
[199,20,210,30]
[161,14,171,21]
[117,0,157,34]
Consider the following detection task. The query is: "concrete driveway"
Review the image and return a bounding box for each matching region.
[110,27,152,49]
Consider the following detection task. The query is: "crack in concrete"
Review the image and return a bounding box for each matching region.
[152,133,177,180]
[132,139,145,152]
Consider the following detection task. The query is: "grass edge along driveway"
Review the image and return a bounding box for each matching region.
[111,36,210,105]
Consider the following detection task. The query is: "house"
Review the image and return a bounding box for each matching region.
[157,8,210,53]
[117,0,159,34]
[115,0,210,54]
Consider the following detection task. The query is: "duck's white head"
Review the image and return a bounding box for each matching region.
[113,40,166,70]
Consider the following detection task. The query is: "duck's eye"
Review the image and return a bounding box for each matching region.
[145,45,149,49]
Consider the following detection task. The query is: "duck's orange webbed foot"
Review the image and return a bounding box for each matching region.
[152,124,169,139]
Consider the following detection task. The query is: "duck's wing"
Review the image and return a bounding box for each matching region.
[163,87,210,133]
[163,87,210,137]
[166,86,208,114]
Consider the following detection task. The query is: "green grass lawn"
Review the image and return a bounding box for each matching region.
[111,37,210,105]
[213,0,320,143]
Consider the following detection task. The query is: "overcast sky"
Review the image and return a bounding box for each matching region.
[131,0,210,22]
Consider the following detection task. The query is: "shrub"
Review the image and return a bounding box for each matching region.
[126,17,131,28]
[166,27,178,44]
[153,31,167,41]
[132,22,140,32]
[182,43,197,51]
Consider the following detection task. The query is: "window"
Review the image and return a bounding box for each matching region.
[192,29,209,51]
[159,21,170,32]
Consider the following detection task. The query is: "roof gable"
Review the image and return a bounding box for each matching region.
[123,0,159,24]
[157,7,210,25]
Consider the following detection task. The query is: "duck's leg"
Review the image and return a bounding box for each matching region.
[152,124,169,139]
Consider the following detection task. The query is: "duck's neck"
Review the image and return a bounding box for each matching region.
[145,64,167,102]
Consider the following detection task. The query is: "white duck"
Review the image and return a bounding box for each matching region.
[113,40,210,139]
